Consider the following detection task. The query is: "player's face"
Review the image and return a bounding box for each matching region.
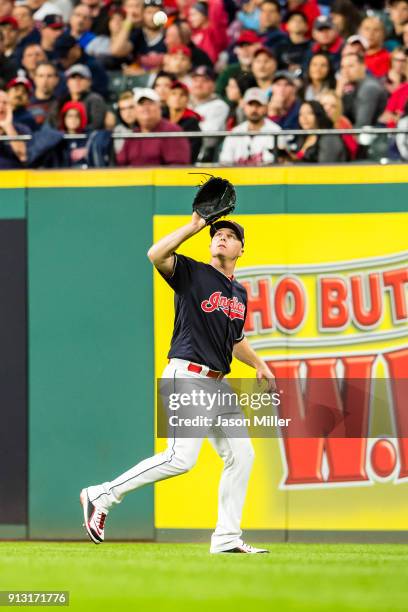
[210,228,243,261]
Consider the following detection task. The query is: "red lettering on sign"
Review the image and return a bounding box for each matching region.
[274,277,305,331]
[242,279,272,332]
[350,273,382,327]
[383,268,408,321]
[320,277,349,329]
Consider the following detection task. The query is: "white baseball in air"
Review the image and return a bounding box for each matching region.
[153,10,168,26]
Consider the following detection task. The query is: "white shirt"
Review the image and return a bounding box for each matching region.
[191,95,229,132]
[219,118,282,165]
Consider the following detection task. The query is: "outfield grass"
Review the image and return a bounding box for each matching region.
[0,542,407,611]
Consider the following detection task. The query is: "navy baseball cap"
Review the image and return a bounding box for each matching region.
[210,221,245,246]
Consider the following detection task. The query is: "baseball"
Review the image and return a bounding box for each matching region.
[153,10,168,26]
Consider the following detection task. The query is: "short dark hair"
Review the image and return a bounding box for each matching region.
[286,10,308,24]
[261,0,281,12]
[153,71,176,86]
[22,42,43,55]
[35,61,57,74]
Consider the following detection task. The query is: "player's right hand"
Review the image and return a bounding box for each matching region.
[191,211,207,232]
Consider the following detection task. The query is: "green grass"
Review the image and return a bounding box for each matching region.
[0,542,407,611]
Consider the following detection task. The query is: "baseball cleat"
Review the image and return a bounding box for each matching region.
[214,542,269,554]
[80,488,108,544]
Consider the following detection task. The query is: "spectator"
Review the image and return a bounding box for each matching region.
[122,0,144,30]
[39,14,65,59]
[92,0,142,63]
[6,76,37,130]
[20,43,47,86]
[276,11,311,71]
[302,51,335,100]
[84,6,126,65]
[166,45,193,88]
[309,15,343,72]
[166,81,201,162]
[69,4,96,52]
[237,0,262,32]
[165,19,212,68]
[379,65,408,126]
[0,0,13,19]
[251,46,277,94]
[113,90,138,154]
[54,33,108,97]
[189,0,228,64]
[27,0,63,22]
[152,70,175,108]
[386,0,408,49]
[59,100,89,167]
[225,72,257,129]
[216,30,261,99]
[396,98,408,159]
[110,0,166,72]
[338,53,388,127]
[259,0,287,51]
[267,69,301,128]
[290,100,347,162]
[359,16,390,78]
[0,16,18,59]
[28,61,59,127]
[62,63,107,129]
[319,89,358,159]
[220,87,281,165]
[189,64,229,162]
[0,88,28,167]
[12,4,41,62]
[0,28,17,88]
[116,88,190,166]
[330,0,362,40]
[385,46,407,94]
[341,34,367,59]
[81,0,112,35]
[284,0,320,37]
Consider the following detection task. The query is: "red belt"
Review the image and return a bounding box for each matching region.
[187,363,224,379]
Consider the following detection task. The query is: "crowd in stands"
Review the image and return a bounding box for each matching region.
[1,0,408,168]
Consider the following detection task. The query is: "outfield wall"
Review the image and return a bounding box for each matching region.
[0,166,407,542]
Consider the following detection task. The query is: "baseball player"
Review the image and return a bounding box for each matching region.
[80,211,275,553]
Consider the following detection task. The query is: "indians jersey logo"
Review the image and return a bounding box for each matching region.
[201,291,245,320]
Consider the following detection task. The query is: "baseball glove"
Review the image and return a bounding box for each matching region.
[192,177,236,225]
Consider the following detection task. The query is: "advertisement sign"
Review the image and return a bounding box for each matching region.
[154,211,408,533]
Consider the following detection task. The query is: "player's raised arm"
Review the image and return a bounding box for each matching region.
[147,212,206,276]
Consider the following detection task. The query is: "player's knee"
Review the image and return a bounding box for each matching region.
[226,442,255,469]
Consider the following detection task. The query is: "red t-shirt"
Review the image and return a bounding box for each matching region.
[384,82,408,126]
[364,48,391,78]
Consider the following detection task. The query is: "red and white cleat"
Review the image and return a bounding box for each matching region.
[80,488,108,544]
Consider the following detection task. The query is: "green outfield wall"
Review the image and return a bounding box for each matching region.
[0,166,407,542]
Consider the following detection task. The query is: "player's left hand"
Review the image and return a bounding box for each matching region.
[256,363,276,393]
